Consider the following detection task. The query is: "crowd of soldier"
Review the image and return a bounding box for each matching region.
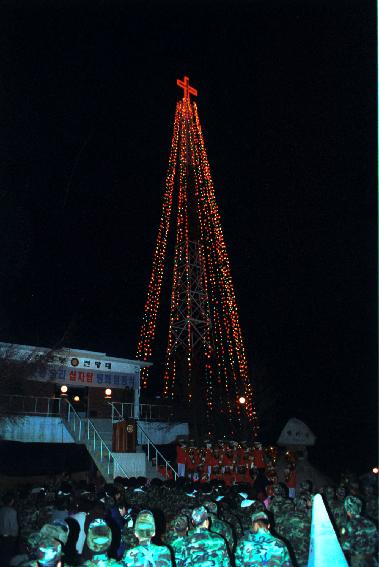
[0,470,377,566]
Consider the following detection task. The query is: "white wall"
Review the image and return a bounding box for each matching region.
[0,416,189,446]
[0,416,75,443]
[113,452,146,478]
[137,421,189,444]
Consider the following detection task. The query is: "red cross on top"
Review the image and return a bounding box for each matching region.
[176,76,198,101]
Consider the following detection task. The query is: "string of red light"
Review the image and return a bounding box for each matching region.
[137,79,259,435]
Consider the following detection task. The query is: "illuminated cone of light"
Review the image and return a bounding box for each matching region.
[308,494,348,567]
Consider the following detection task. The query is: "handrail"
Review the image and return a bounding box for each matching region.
[110,401,174,422]
[60,398,129,479]
[137,422,178,480]
[0,394,62,416]
[110,403,177,480]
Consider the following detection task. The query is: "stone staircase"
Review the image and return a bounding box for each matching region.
[61,403,176,482]
[61,414,120,483]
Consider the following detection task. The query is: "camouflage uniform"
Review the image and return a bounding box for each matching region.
[240,501,266,535]
[82,518,123,567]
[122,510,173,567]
[203,502,234,552]
[222,510,241,542]
[341,496,377,567]
[235,510,292,567]
[209,513,234,552]
[170,536,187,567]
[163,515,186,546]
[284,497,310,566]
[121,526,139,552]
[184,506,231,567]
[184,527,231,567]
[269,485,290,520]
[163,515,188,567]
[122,543,173,567]
[271,499,294,540]
[362,486,378,523]
[329,487,347,531]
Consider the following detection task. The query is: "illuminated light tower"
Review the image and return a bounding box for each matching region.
[136,76,259,438]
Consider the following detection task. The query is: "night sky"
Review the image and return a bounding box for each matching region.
[0,1,376,475]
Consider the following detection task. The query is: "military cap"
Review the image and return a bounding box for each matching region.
[173,515,188,532]
[86,518,112,552]
[203,500,217,514]
[251,510,269,523]
[36,537,62,566]
[191,505,208,526]
[344,495,362,516]
[39,520,69,546]
[134,510,156,539]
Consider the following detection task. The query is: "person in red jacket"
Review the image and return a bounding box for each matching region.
[176,440,187,477]
[204,442,213,478]
[186,445,197,480]
[222,443,234,486]
[285,462,297,498]
[252,442,266,470]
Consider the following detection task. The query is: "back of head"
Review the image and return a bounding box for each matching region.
[203,501,217,515]
[173,514,188,534]
[251,510,269,530]
[86,518,112,553]
[134,510,156,540]
[344,495,362,516]
[191,506,208,527]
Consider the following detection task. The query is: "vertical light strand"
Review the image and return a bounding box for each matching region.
[192,100,258,433]
[137,102,182,387]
